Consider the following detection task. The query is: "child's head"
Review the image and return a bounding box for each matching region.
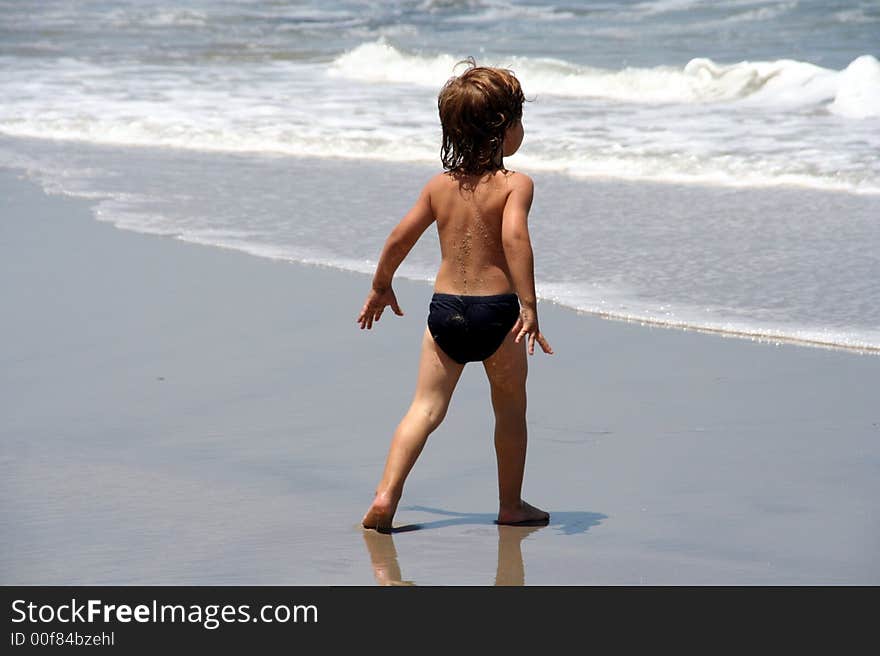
[438,60,526,175]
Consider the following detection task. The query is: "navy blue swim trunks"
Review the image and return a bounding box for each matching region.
[427,292,520,364]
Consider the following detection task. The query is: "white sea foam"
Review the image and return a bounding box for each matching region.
[828,55,880,119]
[330,40,865,107]
[682,57,837,106]
[538,280,880,354]
[327,40,461,87]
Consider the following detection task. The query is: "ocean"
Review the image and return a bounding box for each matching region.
[1,0,878,351]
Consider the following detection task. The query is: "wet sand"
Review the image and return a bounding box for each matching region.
[1,168,878,585]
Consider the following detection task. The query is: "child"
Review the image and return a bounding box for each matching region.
[357,61,553,532]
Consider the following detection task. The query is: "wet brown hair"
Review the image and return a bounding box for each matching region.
[438,59,526,175]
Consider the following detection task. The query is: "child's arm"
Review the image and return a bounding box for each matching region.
[502,173,553,355]
[357,181,436,330]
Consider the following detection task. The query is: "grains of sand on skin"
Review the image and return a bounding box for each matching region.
[472,204,493,292]
[472,203,493,247]
[456,227,472,294]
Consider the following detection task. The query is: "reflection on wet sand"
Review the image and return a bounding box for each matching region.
[494,525,544,586]
[361,529,416,586]
[361,524,545,586]
[361,508,606,585]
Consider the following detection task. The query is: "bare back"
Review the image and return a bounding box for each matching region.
[429,170,522,296]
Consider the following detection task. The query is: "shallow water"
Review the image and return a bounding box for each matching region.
[1,0,878,350]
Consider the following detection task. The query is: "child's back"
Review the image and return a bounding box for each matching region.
[431,169,528,296]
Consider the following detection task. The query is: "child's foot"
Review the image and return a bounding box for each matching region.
[362,491,400,532]
[496,500,550,526]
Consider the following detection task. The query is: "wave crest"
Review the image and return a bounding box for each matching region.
[330,40,879,111]
[829,55,880,118]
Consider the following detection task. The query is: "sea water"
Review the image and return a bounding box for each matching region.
[1,0,878,351]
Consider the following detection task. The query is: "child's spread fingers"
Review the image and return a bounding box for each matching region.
[357,300,374,326]
[538,333,554,354]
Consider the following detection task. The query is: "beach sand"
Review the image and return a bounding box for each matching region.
[2,167,878,585]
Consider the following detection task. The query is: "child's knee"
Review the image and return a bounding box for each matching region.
[410,400,448,430]
[491,381,526,405]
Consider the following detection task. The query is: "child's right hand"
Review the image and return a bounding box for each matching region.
[357,286,404,330]
[513,310,554,356]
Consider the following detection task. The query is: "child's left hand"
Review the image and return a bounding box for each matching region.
[357,287,404,330]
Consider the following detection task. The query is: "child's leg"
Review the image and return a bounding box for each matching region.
[362,327,465,530]
[482,328,549,525]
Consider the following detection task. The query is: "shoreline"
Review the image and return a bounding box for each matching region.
[2,166,878,585]
[562,307,880,357]
[4,133,878,355]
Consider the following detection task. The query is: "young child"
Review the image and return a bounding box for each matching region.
[357,61,553,531]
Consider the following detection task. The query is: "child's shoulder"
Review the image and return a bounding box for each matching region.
[500,171,534,203]
[426,171,453,189]
[504,170,533,190]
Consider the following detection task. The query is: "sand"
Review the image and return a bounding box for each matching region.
[1,168,878,585]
